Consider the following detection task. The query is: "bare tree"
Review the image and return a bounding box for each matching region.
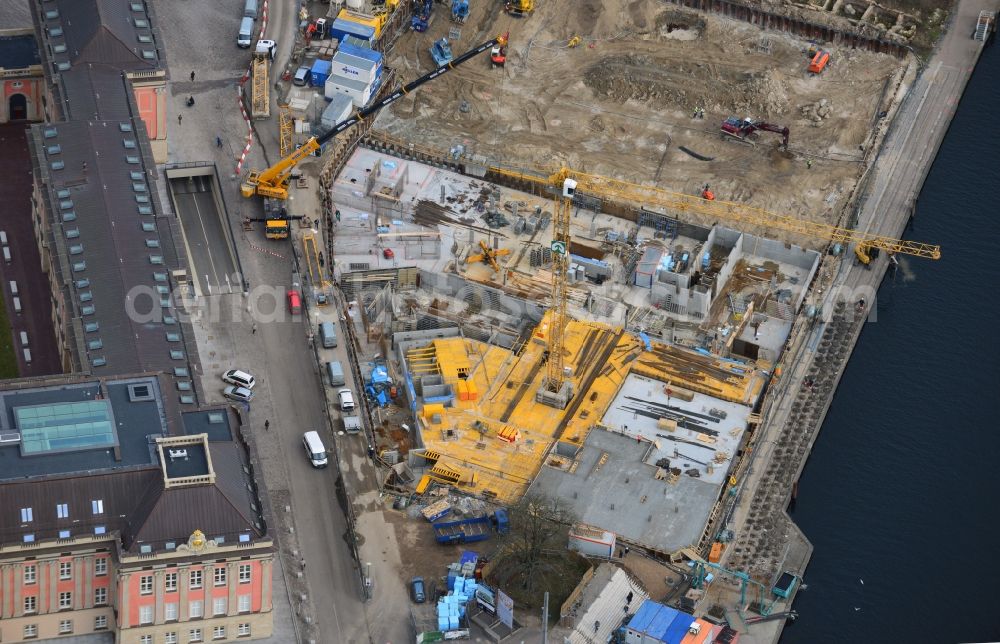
[491,493,577,592]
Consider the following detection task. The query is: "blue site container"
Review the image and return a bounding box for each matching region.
[329,18,375,44]
[310,59,332,88]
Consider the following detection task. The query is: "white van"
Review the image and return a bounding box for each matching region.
[222,369,256,389]
[8,280,17,295]
[237,17,254,48]
[338,388,355,412]
[302,431,328,468]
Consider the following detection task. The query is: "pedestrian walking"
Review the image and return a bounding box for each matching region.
[216,136,223,148]
[177,114,182,125]
[264,419,270,431]
[190,70,196,82]
[252,323,257,335]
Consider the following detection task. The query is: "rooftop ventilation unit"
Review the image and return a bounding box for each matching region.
[168,449,188,461]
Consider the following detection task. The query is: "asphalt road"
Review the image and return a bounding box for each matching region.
[0,123,61,376]
[169,174,239,295]
[155,1,374,642]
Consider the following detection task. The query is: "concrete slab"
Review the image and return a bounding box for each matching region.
[600,373,750,488]
[530,427,720,554]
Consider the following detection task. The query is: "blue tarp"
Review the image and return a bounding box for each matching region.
[370,364,391,384]
[663,613,696,644]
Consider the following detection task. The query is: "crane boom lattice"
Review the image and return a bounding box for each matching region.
[250,53,270,120]
[489,166,940,260]
[279,107,293,158]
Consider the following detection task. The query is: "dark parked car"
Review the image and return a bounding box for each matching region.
[410,576,426,603]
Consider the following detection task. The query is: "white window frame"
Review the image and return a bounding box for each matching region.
[237,594,251,613]
[59,619,73,634]
[94,586,108,605]
[94,557,108,576]
[212,625,226,640]
[189,599,203,618]
[213,566,226,586]
[94,615,108,630]
[20,507,33,522]
[190,569,203,589]
[92,499,104,514]
[212,596,226,616]
[24,623,38,638]
[140,574,153,594]
[59,561,72,580]
[165,633,178,644]
[139,604,153,625]
[56,503,69,518]
[238,564,251,584]
[24,595,37,613]
[23,563,36,584]
[189,628,203,643]
[139,636,152,644]
[237,623,251,636]
[59,591,72,609]
[165,571,178,591]
[165,601,179,621]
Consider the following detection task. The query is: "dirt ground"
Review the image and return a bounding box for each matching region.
[377,0,907,227]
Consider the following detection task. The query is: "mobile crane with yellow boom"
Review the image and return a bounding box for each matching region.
[240,33,510,203]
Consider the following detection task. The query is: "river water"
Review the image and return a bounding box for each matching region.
[780,39,1000,644]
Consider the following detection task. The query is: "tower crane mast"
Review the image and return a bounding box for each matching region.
[542,182,575,401]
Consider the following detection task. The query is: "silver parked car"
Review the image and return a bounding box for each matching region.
[223,385,254,403]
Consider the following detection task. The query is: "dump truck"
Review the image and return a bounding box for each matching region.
[432,509,509,545]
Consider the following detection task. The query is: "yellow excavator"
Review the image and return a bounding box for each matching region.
[467,240,511,272]
[240,34,509,201]
[505,0,534,17]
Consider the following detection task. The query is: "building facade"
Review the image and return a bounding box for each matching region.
[0,376,275,643]
[0,28,44,123]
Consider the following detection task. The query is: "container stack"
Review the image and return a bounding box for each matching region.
[324,42,384,107]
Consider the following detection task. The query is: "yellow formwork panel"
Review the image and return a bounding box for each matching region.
[407,314,765,503]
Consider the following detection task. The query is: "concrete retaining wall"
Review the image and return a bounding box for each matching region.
[664,0,910,57]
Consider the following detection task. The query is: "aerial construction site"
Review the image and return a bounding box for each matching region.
[240,0,961,640]
[2,0,990,640]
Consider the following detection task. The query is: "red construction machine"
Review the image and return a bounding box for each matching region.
[720,117,789,149]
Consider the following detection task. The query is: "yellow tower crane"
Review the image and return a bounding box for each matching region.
[493,167,942,260]
[536,179,576,409]
[508,165,939,410]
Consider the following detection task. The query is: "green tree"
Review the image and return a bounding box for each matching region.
[490,493,578,593]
